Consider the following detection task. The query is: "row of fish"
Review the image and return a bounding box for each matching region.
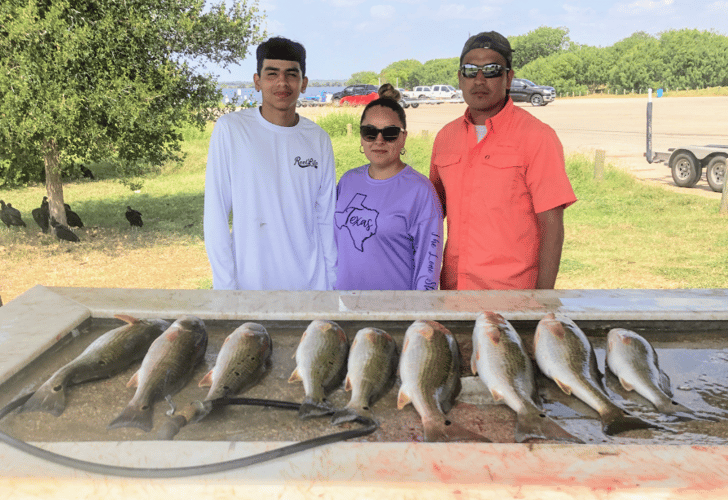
[19,312,708,442]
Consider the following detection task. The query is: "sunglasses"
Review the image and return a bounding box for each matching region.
[460,63,509,79]
[360,125,403,142]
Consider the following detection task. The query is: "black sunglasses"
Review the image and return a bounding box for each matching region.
[460,63,509,79]
[360,125,403,142]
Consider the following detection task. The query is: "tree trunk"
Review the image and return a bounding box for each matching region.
[43,139,67,226]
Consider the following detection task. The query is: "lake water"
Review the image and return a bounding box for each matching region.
[221,86,346,105]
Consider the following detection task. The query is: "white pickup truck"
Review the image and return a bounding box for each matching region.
[403,85,459,100]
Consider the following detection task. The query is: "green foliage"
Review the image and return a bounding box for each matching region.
[347,71,380,85]
[413,58,460,87]
[316,112,361,138]
[380,59,424,88]
[0,0,266,189]
[510,26,572,69]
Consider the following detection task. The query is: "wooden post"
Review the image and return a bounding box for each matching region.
[594,149,606,181]
[346,123,352,137]
[720,169,728,214]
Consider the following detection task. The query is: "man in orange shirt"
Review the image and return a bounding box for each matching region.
[429,31,577,290]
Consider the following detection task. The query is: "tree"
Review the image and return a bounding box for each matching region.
[510,26,571,69]
[0,0,266,224]
[380,59,423,89]
[413,58,459,87]
[346,71,380,86]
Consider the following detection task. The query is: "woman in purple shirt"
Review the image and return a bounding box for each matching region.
[334,85,443,290]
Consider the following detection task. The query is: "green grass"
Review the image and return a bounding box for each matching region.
[2,118,727,304]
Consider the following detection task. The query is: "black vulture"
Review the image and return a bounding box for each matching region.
[64,203,84,228]
[125,206,143,228]
[0,200,26,227]
[50,217,80,242]
[32,196,50,233]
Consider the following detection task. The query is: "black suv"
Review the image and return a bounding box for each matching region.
[332,84,378,104]
[509,78,555,106]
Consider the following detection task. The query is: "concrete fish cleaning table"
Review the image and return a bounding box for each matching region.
[1,285,728,499]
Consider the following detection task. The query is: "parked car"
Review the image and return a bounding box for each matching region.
[509,78,555,106]
[331,84,378,105]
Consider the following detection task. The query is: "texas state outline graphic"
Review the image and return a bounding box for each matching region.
[335,193,378,252]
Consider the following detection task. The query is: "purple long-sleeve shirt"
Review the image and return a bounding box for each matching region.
[334,164,443,290]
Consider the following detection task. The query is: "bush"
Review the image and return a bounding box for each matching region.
[316,112,361,138]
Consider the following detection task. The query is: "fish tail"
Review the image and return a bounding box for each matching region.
[108,403,154,432]
[331,404,375,426]
[298,396,335,420]
[516,411,584,444]
[423,417,491,443]
[602,408,657,435]
[19,380,68,417]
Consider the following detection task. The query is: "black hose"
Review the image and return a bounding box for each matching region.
[0,392,378,478]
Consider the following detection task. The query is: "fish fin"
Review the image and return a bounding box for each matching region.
[554,378,572,395]
[344,376,352,392]
[515,409,584,444]
[490,388,504,402]
[114,314,140,325]
[618,377,634,392]
[107,402,154,432]
[423,417,491,443]
[298,397,334,420]
[602,407,658,436]
[332,405,375,426]
[397,388,411,410]
[126,371,140,388]
[658,371,673,397]
[19,381,67,417]
[198,370,214,388]
[288,367,302,383]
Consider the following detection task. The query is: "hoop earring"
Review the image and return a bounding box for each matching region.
[400,148,406,156]
[360,145,364,154]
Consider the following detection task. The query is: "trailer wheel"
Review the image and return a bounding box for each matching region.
[706,156,726,192]
[400,100,409,109]
[671,152,701,188]
[411,102,419,108]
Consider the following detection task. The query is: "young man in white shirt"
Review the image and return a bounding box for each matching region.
[204,37,337,290]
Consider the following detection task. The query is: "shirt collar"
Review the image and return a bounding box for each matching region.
[463,97,514,134]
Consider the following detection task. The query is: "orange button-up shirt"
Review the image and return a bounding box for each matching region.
[429,99,577,290]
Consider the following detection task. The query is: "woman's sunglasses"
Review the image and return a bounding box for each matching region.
[460,63,509,79]
[360,125,403,142]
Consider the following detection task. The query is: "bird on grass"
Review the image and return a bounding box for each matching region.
[0,200,26,228]
[125,206,143,228]
[32,196,50,233]
[64,203,83,228]
[50,217,80,242]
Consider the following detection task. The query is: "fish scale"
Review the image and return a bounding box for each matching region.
[19,315,170,417]
[534,312,657,436]
[471,312,582,443]
[397,320,490,443]
[107,315,207,432]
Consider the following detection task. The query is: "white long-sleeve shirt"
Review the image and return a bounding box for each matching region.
[204,108,337,290]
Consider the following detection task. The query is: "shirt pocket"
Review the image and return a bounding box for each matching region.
[475,154,526,207]
[432,153,462,190]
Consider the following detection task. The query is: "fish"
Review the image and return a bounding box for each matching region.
[534,312,656,436]
[198,322,272,402]
[397,320,491,443]
[606,328,698,417]
[472,312,583,443]
[288,320,349,419]
[108,315,207,432]
[331,327,399,425]
[20,315,170,417]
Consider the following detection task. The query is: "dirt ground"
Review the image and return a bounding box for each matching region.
[301,96,728,199]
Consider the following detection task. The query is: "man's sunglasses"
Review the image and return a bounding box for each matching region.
[360,125,403,142]
[460,63,509,79]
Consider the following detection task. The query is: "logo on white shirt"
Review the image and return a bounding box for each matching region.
[294,156,318,169]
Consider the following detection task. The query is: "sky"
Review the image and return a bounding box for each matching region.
[200,0,728,82]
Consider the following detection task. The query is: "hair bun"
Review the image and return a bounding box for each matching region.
[378,83,401,102]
